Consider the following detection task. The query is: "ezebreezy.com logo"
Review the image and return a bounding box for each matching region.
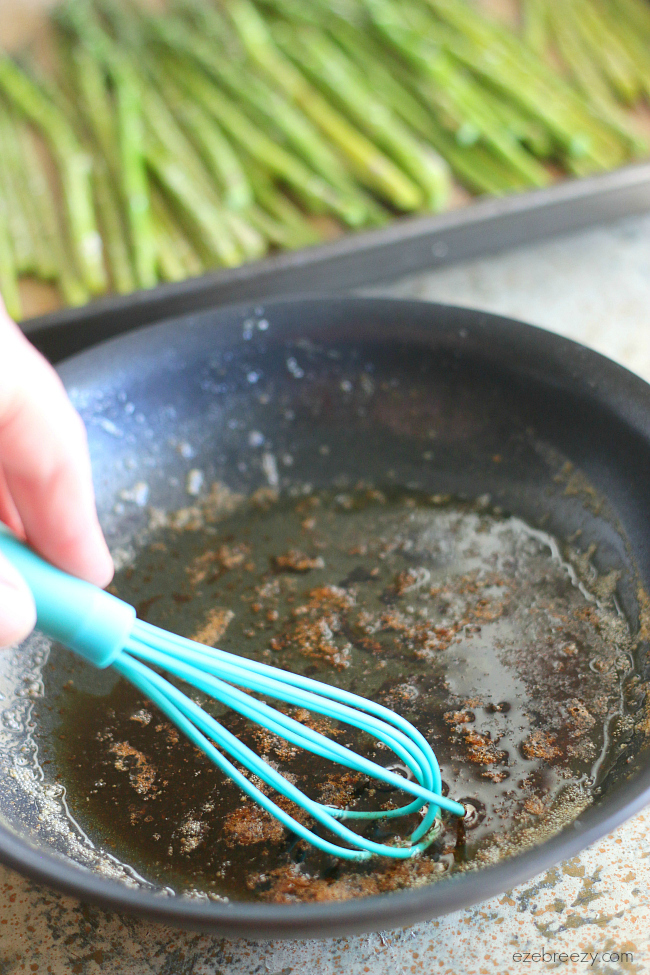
[513,950,633,965]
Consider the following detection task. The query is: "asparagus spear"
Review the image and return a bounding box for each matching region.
[114,48,264,264]
[243,160,325,245]
[225,0,425,210]
[7,113,60,280]
[144,65,253,211]
[0,108,36,275]
[600,0,650,103]
[611,0,650,38]
[144,80,266,263]
[144,124,245,269]
[165,56,374,225]
[521,0,549,56]
[112,58,158,289]
[265,0,550,166]
[149,13,375,221]
[469,79,553,159]
[0,190,22,321]
[568,0,640,105]
[152,217,187,283]
[0,55,107,295]
[273,25,451,210]
[14,121,67,283]
[222,207,268,261]
[90,0,376,227]
[151,191,203,283]
[322,16,529,194]
[92,156,138,294]
[104,0,390,228]
[69,42,118,172]
[418,0,629,170]
[55,4,158,291]
[37,30,138,297]
[546,1,647,154]
[103,0,410,219]
[163,86,254,211]
[17,122,89,307]
[363,0,551,186]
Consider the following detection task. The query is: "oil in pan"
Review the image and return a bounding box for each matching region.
[29,486,638,903]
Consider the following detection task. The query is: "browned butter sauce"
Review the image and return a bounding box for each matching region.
[34,489,636,903]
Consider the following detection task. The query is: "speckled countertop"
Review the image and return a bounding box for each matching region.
[3,213,650,975]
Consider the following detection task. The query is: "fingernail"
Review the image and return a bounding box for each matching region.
[86,533,114,589]
[0,565,37,648]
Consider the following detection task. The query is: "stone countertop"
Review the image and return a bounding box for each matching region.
[3,213,650,975]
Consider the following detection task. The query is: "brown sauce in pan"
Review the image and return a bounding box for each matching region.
[34,489,636,902]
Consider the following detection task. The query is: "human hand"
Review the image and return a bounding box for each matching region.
[0,298,113,648]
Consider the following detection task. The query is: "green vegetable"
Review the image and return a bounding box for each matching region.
[274,25,451,210]
[92,156,138,295]
[225,0,425,210]
[0,185,22,321]
[0,55,107,295]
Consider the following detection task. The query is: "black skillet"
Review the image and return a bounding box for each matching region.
[2,296,650,939]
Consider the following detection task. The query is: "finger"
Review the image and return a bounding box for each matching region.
[0,550,36,648]
[0,314,113,587]
[0,465,23,535]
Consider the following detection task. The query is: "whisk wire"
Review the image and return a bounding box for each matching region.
[129,618,452,838]
[116,653,443,860]
[128,619,461,835]
[127,637,435,803]
[115,655,374,860]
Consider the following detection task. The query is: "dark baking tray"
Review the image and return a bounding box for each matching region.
[23,160,650,363]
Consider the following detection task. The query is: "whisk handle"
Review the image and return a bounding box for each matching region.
[0,524,135,668]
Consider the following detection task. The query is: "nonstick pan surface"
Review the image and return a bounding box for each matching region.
[2,296,650,939]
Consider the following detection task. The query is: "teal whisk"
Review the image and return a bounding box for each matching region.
[0,525,464,860]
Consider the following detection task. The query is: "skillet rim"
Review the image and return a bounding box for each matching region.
[2,295,650,939]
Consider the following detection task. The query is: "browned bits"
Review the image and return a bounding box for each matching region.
[109,742,157,796]
[566,699,596,734]
[444,710,475,724]
[522,731,561,761]
[191,608,234,646]
[379,610,463,654]
[268,585,356,668]
[250,487,280,510]
[291,616,351,668]
[393,569,419,596]
[130,709,152,725]
[272,550,325,572]
[294,496,320,515]
[177,815,210,854]
[524,797,546,815]
[290,707,341,738]
[318,771,364,808]
[187,543,251,585]
[462,730,508,766]
[255,856,448,903]
[222,804,285,846]
[471,598,505,622]
[253,727,299,762]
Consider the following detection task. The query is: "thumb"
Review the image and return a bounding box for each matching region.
[0,551,36,648]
